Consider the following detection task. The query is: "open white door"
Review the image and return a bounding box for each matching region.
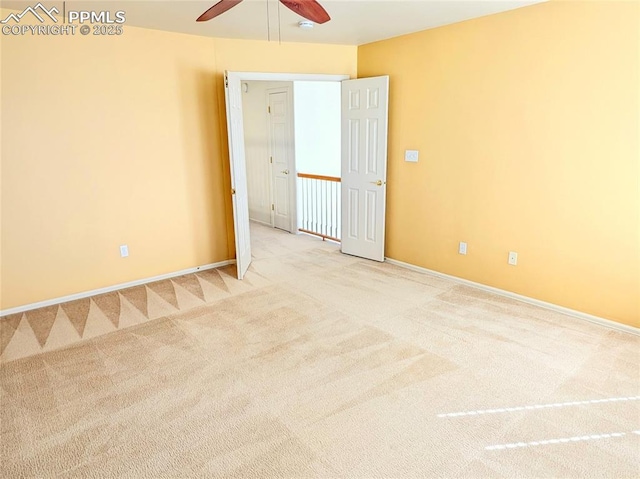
[341,76,389,262]
[225,72,252,279]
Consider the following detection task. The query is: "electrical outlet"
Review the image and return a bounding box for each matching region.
[120,244,129,258]
[508,251,518,266]
[459,242,467,255]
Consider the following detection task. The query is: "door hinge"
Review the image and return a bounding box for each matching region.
[268,106,271,113]
[271,204,275,211]
[269,156,273,164]
[224,76,228,88]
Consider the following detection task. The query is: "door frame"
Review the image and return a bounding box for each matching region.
[226,72,349,277]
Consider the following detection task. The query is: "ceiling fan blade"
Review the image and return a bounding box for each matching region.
[279,0,331,24]
[197,0,243,22]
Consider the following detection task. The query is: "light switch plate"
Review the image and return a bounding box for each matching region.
[405,150,419,162]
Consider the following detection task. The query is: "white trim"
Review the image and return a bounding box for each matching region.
[0,260,236,317]
[384,257,639,337]
[249,218,274,228]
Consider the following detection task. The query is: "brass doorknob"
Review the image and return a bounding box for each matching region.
[282,169,289,175]
[370,180,384,186]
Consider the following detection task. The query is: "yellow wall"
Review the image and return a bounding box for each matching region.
[359,1,639,327]
[0,18,356,309]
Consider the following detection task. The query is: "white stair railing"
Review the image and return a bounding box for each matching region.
[297,173,341,242]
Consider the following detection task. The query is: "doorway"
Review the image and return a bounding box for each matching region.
[225,72,389,279]
[240,80,342,235]
[241,81,294,230]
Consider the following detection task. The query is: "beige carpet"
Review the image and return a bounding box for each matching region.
[0,264,242,363]
[1,223,639,478]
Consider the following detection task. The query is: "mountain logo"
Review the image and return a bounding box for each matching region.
[1,3,59,24]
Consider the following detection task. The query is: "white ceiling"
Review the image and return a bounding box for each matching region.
[1,1,546,46]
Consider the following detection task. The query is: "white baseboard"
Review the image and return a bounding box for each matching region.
[384,257,639,337]
[249,218,273,227]
[0,260,237,317]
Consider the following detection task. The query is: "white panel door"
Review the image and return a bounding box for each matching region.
[268,90,294,232]
[225,72,252,279]
[341,76,389,262]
